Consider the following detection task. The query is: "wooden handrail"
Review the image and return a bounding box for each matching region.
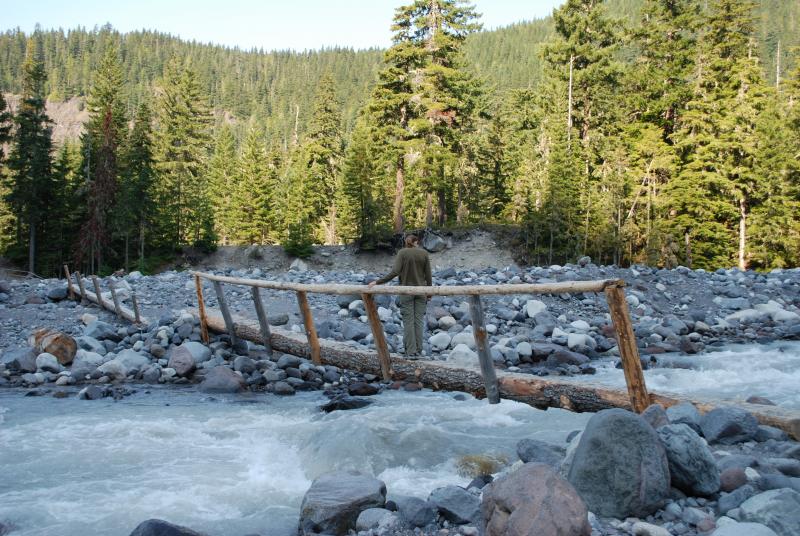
[190,271,624,296]
[191,270,648,412]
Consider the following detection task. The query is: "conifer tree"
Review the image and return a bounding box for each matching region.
[5,35,54,274]
[153,60,214,251]
[207,124,238,246]
[233,126,273,245]
[0,93,14,253]
[78,44,126,272]
[118,102,155,270]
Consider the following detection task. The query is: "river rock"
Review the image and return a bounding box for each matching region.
[657,424,720,496]
[320,396,372,412]
[700,407,759,444]
[738,488,800,536]
[525,300,547,318]
[128,518,208,536]
[355,508,400,532]
[116,349,150,375]
[482,463,591,536]
[429,332,452,351]
[642,404,670,429]
[632,521,672,536]
[423,232,447,253]
[76,336,106,355]
[342,322,369,341]
[199,366,246,393]
[78,385,107,400]
[298,471,386,535]
[35,352,61,373]
[1,348,37,372]
[172,341,212,365]
[29,328,77,365]
[429,485,480,525]
[546,349,588,367]
[566,408,670,518]
[142,364,162,384]
[393,495,436,528]
[84,320,121,341]
[233,355,256,374]
[711,522,778,536]
[447,344,478,367]
[451,332,477,349]
[515,439,565,468]
[720,467,748,492]
[666,402,703,433]
[718,485,756,515]
[167,351,195,377]
[348,381,379,396]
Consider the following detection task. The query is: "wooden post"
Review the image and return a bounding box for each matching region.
[212,280,241,350]
[76,272,88,304]
[605,285,649,413]
[109,282,123,318]
[63,265,75,300]
[194,275,210,344]
[296,290,322,365]
[250,286,273,356]
[361,293,392,381]
[468,294,500,404]
[131,293,142,325]
[91,276,105,310]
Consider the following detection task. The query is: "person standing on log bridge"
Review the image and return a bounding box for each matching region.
[369,234,432,357]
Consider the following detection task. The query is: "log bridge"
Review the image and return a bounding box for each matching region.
[191,271,800,440]
[62,265,148,326]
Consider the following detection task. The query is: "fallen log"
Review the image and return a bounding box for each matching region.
[65,275,147,325]
[192,308,800,440]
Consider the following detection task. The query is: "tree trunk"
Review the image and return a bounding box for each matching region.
[28,221,36,275]
[567,54,574,146]
[139,220,145,271]
[426,192,434,228]
[738,197,747,271]
[437,189,446,227]
[326,203,337,245]
[685,231,692,269]
[124,232,129,272]
[394,156,405,234]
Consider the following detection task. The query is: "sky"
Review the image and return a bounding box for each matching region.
[3,0,564,51]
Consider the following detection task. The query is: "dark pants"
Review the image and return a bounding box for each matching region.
[399,295,426,355]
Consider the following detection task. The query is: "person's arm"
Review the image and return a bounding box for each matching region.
[370,253,402,286]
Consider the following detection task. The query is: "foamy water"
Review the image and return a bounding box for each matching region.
[0,389,590,536]
[582,341,800,408]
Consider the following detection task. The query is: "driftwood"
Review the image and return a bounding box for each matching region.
[192,308,800,440]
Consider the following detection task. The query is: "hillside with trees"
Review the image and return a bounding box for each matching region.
[0,0,798,277]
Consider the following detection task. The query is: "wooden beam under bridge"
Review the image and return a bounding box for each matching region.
[192,308,800,440]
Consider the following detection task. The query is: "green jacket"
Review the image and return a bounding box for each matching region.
[376,247,432,286]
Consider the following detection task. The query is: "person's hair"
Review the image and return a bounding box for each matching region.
[404,234,419,248]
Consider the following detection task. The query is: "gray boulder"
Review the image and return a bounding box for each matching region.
[711,523,778,536]
[429,485,480,525]
[355,508,400,532]
[700,407,759,444]
[35,352,61,373]
[97,358,127,380]
[172,341,211,365]
[233,355,256,374]
[422,232,447,253]
[642,404,670,429]
[84,320,121,341]
[2,348,37,372]
[199,366,246,393]
[298,471,386,535]
[657,424,720,496]
[393,495,436,528]
[76,336,106,355]
[482,463,591,536]
[666,402,702,433]
[566,408,670,518]
[47,286,69,301]
[739,488,800,536]
[718,485,757,515]
[116,349,150,375]
[515,439,565,468]
[128,518,208,536]
[342,322,370,341]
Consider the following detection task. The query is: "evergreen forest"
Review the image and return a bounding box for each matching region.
[0,0,799,276]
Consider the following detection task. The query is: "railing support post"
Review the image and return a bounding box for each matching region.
[362,293,392,381]
[296,290,322,365]
[109,282,123,319]
[605,285,650,413]
[76,272,88,305]
[194,274,210,344]
[213,280,244,352]
[63,265,75,300]
[468,294,500,404]
[91,276,105,310]
[251,286,273,356]
[131,293,142,326]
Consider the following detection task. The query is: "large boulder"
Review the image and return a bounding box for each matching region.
[2,348,38,372]
[84,320,121,341]
[738,488,800,536]
[666,402,702,433]
[429,485,481,525]
[566,409,670,518]
[171,342,212,365]
[116,349,150,375]
[298,471,386,535]
[97,358,128,380]
[128,519,208,536]
[28,328,77,365]
[35,352,61,373]
[422,232,447,253]
[198,366,246,393]
[515,439,565,469]
[700,407,759,444]
[482,463,591,536]
[657,424,720,496]
[393,495,436,528]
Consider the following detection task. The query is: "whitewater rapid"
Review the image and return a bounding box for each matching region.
[0,389,590,536]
